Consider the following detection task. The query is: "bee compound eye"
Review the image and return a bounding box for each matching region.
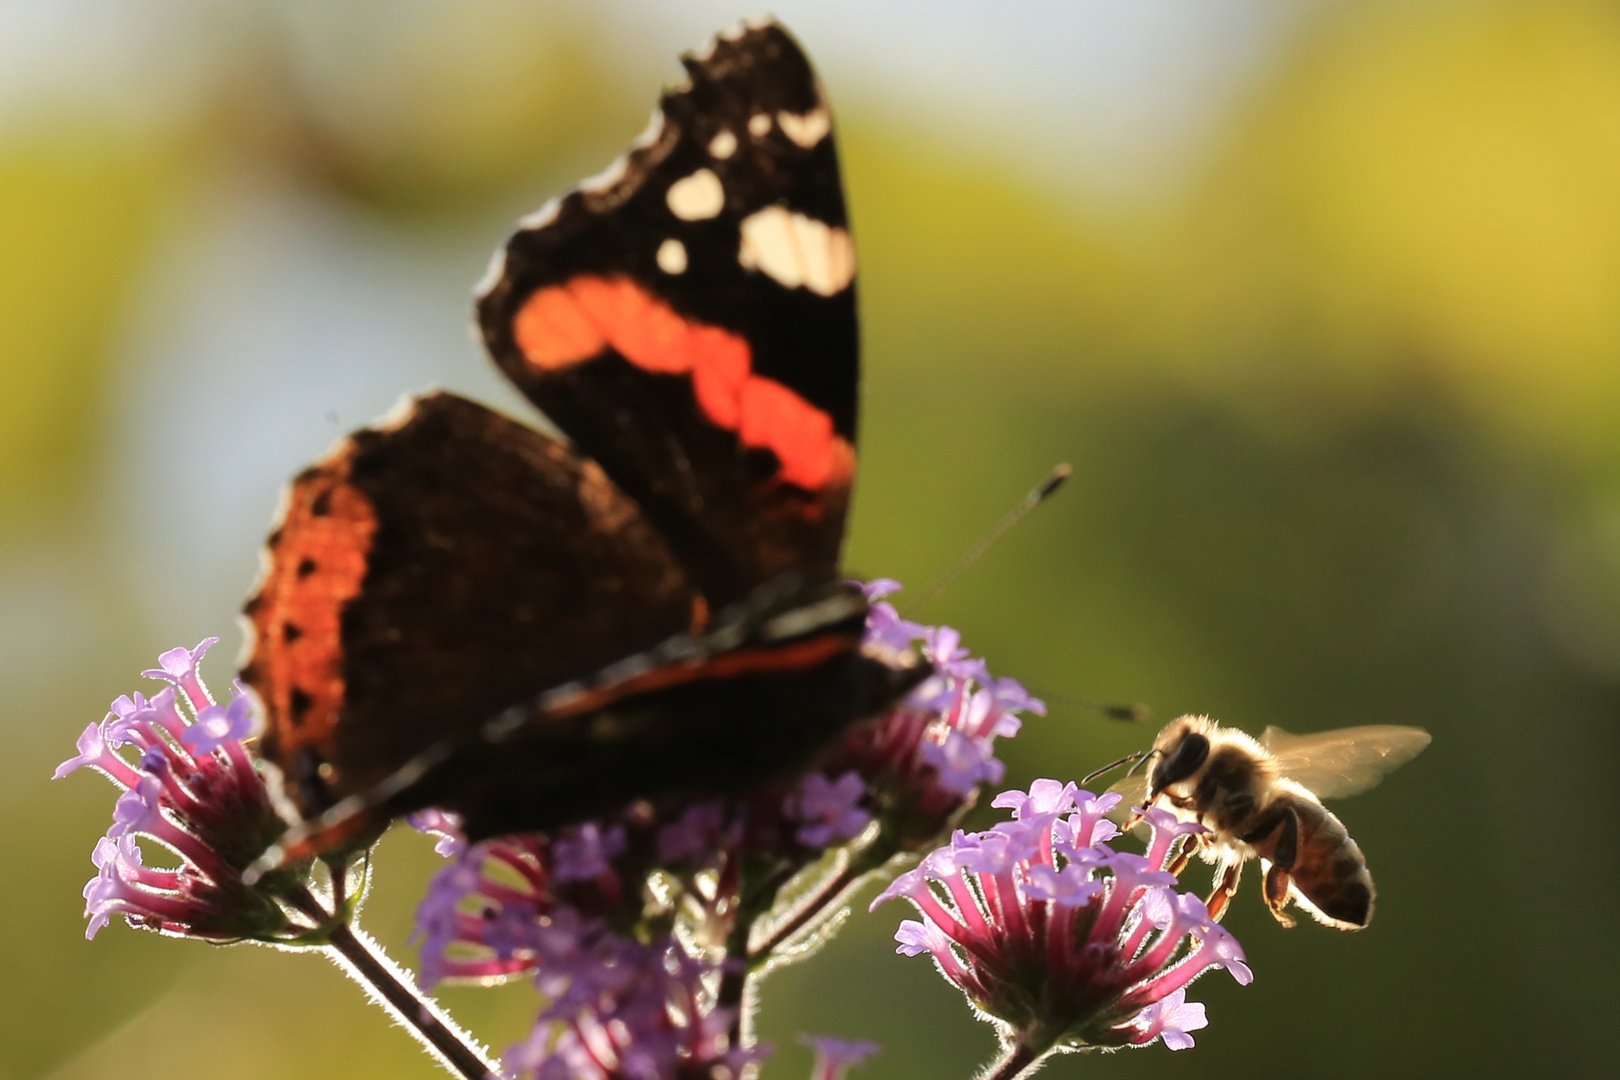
[1151,732,1210,794]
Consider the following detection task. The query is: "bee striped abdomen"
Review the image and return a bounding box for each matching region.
[1285,796,1374,928]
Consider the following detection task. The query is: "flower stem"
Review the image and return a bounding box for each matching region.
[749,836,900,964]
[980,1041,1042,1080]
[325,922,499,1080]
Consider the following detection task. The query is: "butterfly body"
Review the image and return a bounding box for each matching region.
[238,20,927,864]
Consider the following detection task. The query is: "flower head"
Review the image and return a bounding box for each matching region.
[784,771,872,848]
[828,581,1041,849]
[503,920,767,1080]
[407,578,1046,1077]
[873,778,1251,1062]
[57,639,318,943]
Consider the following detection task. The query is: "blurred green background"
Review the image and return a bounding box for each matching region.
[6,1,1618,1077]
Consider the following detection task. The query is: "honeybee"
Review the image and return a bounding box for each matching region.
[1102,715,1430,930]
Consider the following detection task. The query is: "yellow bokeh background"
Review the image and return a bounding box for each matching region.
[5,2,1618,1078]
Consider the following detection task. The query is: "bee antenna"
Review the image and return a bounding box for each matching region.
[907,463,1071,616]
[1080,750,1148,788]
[1125,747,1162,779]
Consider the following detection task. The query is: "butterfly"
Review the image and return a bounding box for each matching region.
[238,19,929,866]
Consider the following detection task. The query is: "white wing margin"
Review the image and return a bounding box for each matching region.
[1260,725,1431,799]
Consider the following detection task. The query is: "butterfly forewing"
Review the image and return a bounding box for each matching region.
[476,21,858,607]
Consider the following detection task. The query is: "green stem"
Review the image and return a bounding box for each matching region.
[325,922,500,1080]
[980,1040,1042,1080]
[279,880,495,1080]
[748,836,901,965]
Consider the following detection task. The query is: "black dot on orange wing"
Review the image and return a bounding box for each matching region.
[289,686,314,725]
[241,446,380,790]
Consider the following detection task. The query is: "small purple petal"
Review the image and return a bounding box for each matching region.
[801,1034,881,1080]
[787,771,872,848]
[55,723,112,780]
[1023,864,1104,907]
[894,919,947,957]
[142,637,218,683]
[656,802,729,863]
[920,729,1004,796]
[408,809,467,858]
[551,822,626,882]
[181,692,255,755]
[858,578,902,600]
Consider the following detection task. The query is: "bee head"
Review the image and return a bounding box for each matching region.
[1148,726,1211,797]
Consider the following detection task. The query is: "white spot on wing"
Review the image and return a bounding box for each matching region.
[709,130,738,160]
[656,238,688,274]
[667,168,725,221]
[776,107,830,149]
[737,207,856,296]
[748,112,772,138]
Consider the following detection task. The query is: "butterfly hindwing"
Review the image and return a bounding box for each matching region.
[476,20,858,608]
[241,391,699,816]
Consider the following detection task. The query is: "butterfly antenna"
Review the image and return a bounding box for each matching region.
[908,463,1072,615]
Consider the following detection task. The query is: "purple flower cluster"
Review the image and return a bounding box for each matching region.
[873,780,1251,1061]
[404,581,1046,1079]
[408,768,876,1076]
[502,920,761,1080]
[829,580,1038,848]
[59,585,1091,1080]
[54,639,305,942]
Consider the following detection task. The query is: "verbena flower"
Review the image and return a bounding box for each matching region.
[800,1035,880,1080]
[406,578,1050,1079]
[412,831,555,987]
[501,919,765,1080]
[872,779,1252,1066]
[828,581,1039,850]
[55,639,317,943]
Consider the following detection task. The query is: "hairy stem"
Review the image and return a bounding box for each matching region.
[749,836,900,965]
[747,859,862,962]
[325,922,499,1080]
[980,1041,1042,1080]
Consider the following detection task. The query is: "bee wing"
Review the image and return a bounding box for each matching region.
[1260,725,1432,799]
[1104,773,1151,816]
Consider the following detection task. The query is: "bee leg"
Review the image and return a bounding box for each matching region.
[1258,806,1301,929]
[1204,859,1243,922]
[1167,832,1204,876]
[1263,864,1297,929]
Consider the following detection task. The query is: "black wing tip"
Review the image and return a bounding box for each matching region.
[680,18,821,110]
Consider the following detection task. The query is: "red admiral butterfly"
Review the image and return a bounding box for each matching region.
[240,19,928,863]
